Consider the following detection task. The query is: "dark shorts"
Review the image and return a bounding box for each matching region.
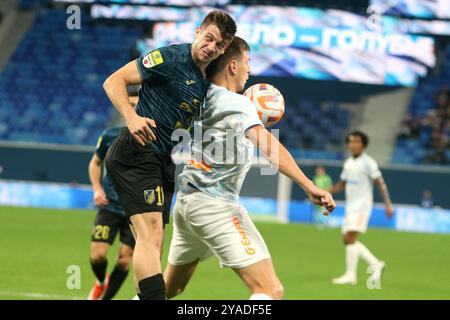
[91,209,135,248]
[104,129,175,224]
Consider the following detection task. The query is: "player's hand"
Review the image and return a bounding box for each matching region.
[125,112,157,146]
[306,185,336,215]
[385,204,394,219]
[93,189,109,207]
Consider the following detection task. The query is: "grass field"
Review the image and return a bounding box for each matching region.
[1,205,450,300]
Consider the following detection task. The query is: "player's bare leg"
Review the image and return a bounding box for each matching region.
[344,231,359,245]
[116,243,133,270]
[88,242,110,299]
[129,223,166,299]
[101,243,133,300]
[90,242,110,265]
[128,224,141,296]
[164,259,200,299]
[234,258,284,300]
[128,223,140,295]
[130,212,165,300]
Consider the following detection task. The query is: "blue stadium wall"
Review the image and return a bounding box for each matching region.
[0,144,449,208]
[1,179,450,234]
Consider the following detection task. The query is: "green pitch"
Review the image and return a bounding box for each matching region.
[1,205,449,300]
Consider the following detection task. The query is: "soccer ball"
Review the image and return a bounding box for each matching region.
[243,83,285,127]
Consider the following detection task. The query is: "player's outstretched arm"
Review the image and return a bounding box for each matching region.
[375,177,394,218]
[246,125,336,215]
[88,153,109,207]
[103,60,156,146]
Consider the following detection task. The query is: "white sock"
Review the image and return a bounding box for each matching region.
[132,295,140,300]
[249,293,272,300]
[356,241,379,265]
[345,243,359,277]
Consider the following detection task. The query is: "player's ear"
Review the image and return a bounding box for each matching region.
[195,27,202,38]
[228,60,237,75]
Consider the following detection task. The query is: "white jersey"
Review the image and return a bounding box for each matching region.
[177,84,263,202]
[340,153,382,214]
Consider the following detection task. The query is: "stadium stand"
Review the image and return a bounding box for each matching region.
[393,44,450,165]
[0,6,350,160]
[0,9,140,145]
[19,0,49,10]
[274,100,349,160]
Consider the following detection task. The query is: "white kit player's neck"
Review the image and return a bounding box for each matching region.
[351,152,365,160]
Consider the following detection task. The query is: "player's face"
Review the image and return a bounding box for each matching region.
[347,135,364,156]
[316,167,325,176]
[193,24,229,64]
[235,51,251,93]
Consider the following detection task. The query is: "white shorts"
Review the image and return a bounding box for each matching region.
[168,191,271,269]
[341,209,372,234]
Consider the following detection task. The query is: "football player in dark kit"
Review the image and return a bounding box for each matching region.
[88,126,135,300]
[103,11,236,300]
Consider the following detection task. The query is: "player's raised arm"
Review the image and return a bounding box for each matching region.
[246,125,336,215]
[375,176,394,218]
[88,153,109,207]
[103,60,156,146]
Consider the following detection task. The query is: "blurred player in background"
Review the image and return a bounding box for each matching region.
[329,131,393,285]
[163,37,336,300]
[313,165,333,190]
[420,190,434,208]
[103,11,236,300]
[313,165,333,228]
[87,126,135,300]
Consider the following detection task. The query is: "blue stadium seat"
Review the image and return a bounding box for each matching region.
[391,43,450,166]
[0,8,354,162]
[0,9,140,146]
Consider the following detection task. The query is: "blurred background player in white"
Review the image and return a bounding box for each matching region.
[162,37,336,300]
[329,131,394,285]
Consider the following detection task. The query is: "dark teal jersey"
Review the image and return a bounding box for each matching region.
[135,43,210,155]
[95,127,125,215]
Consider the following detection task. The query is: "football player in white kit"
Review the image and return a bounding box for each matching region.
[330,131,393,285]
[163,37,336,300]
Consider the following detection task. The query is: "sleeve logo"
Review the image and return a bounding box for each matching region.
[142,50,164,69]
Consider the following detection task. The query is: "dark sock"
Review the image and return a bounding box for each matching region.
[90,259,107,284]
[102,266,129,300]
[138,274,166,300]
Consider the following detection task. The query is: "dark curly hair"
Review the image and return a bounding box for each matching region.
[346,130,369,147]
